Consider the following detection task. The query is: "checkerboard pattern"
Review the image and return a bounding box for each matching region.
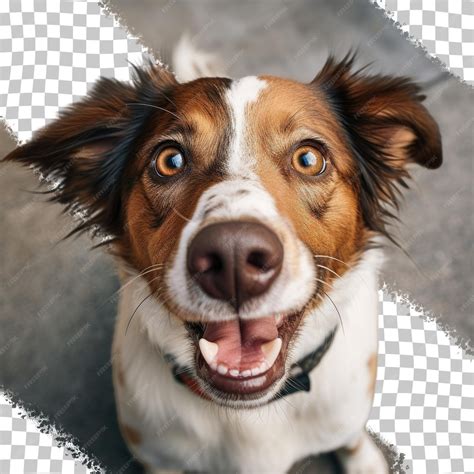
[0,392,95,473]
[0,0,146,143]
[1,1,473,472]
[368,290,474,473]
[375,0,474,84]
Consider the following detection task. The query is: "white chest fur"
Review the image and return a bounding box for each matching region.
[112,247,383,473]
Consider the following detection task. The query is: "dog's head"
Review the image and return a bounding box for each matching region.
[5,56,442,407]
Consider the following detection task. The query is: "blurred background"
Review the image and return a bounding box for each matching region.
[1,0,472,472]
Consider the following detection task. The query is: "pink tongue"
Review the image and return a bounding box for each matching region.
[203,317,278,370]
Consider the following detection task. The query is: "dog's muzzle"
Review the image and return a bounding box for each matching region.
[183,220,290,398]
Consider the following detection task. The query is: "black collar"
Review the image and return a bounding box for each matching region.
[172,328,337,402]
[275,328,337,400]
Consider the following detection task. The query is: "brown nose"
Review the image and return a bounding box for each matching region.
[187,221,284,310]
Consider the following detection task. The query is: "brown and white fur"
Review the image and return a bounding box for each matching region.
[4,39,442,473]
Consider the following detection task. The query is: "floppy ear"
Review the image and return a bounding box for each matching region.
[3,63,177,241]
[312,54,442,238]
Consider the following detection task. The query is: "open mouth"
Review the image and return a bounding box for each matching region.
[186,312,303,399]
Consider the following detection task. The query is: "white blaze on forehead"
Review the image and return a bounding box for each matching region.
[226,76,267,177]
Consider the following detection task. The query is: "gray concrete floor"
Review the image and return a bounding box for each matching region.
[1,0,472,472]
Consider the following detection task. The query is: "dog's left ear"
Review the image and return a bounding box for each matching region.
[312,54,442,170]
[3,64,177,240]
[311,54,442,235]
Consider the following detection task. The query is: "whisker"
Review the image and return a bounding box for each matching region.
[315,263,342,279]
[116,264,166,296]
[124,273,165,335]
[121,262,165,279]
[172,207,192,223]
[313,254,350,268]
[271,392,295,419]
[282,379,309,401]
[97,264,164,310]
[319,291,345,335]
[313,254,370,290]
[128,102,182,121]
[125,292,154,335]
[314,277,334,291]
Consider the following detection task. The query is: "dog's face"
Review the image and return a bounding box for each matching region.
[5,57,442,407]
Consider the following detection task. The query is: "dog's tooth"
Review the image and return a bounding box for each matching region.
[251,366,261,376]
[229,369,240,378]
[199,338,218,366]
[261,337,282,368]
[217,364,228,375]
[275,314,283,326]
[241,369,252,378]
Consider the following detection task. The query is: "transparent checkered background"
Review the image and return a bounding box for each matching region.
[0,392,95,473]
[375,0,474,83]
[1,1,473,473]
[368,290,474,473]
[0,0,145,143]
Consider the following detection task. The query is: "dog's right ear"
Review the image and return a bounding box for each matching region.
[3,63,177,240]
[311,53,442,241]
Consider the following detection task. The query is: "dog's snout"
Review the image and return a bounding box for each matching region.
[187,221,283,310]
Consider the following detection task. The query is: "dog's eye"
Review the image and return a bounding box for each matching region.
[291,146,327,176]
[153,147,186,177]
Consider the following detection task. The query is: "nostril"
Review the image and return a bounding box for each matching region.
[246,250,270,272]
[193,253,223,274]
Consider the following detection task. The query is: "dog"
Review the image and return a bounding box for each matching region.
[5,37,442,473]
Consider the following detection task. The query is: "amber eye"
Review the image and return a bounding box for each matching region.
[153,147,186,177]
[291,146,327,176]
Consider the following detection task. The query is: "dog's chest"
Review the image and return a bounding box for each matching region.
[114,329,376,473]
